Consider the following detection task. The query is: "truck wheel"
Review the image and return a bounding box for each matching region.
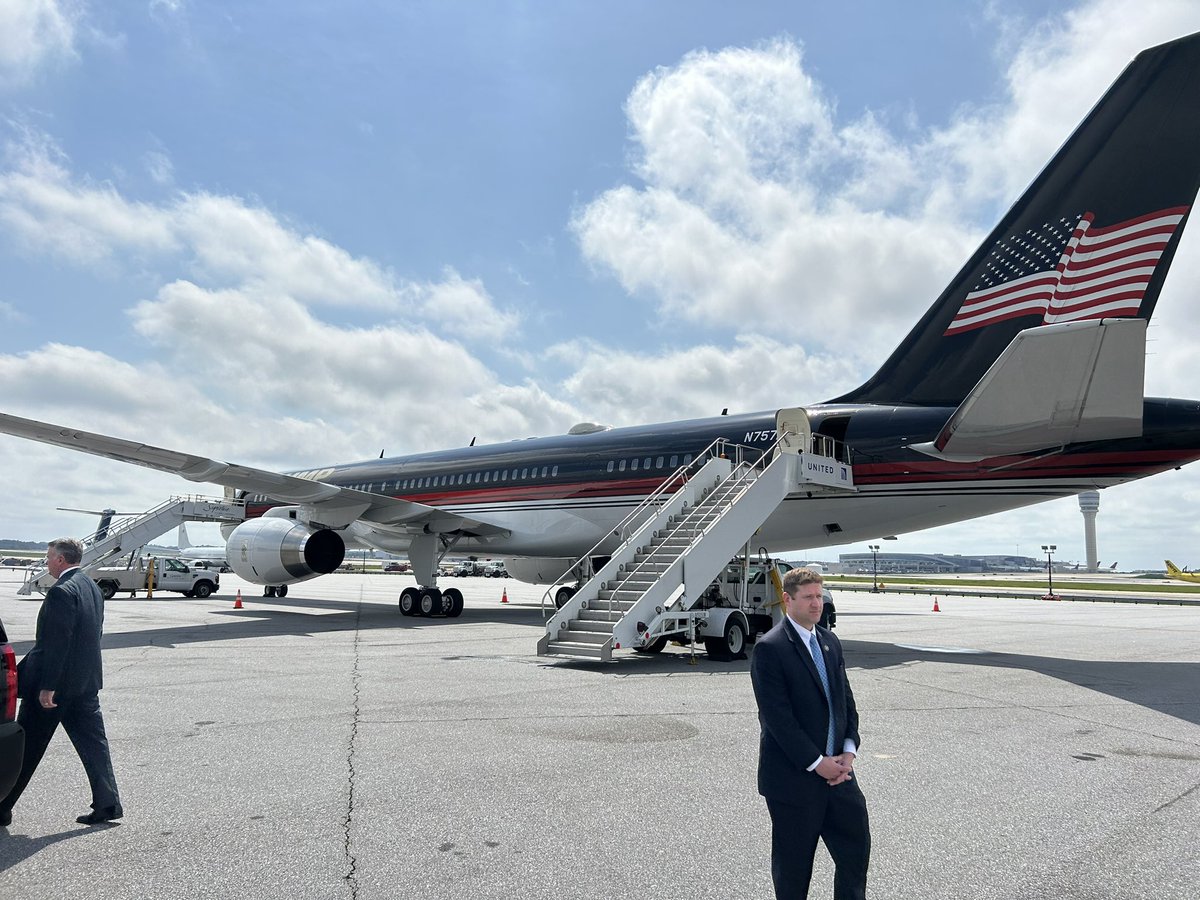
[635,636,668,654]
[98,581,118,601]
[193,581,214,599]
[705,617,748,661]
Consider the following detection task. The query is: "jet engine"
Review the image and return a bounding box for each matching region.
[226,517,345,585]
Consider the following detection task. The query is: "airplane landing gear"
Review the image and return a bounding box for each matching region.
[398,586,463,618]
[418,587,442,617]
[399,586,420,616]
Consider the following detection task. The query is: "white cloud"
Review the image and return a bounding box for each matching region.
[573,1,1200,373]
[554,334,861,426]
[0,127,564,498]
[0,0,78,89]
[0,299,27,324]
[402,269,520,341]
[144,150,174,186]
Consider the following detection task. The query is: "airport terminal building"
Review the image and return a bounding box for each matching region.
[838,553,1044,574]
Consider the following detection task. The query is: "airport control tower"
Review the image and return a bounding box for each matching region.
[1079,491,1100,572]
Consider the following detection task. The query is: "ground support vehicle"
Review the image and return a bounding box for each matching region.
[636,554,835,660]
[625,552,787,661]
[93,557,219,600]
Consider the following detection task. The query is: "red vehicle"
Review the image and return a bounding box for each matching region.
[0,616,24,800]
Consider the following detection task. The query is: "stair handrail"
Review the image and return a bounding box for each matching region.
[538,432,803,620]
[19,493,245,595]
[538,435,766,619]
[599,434,792,616]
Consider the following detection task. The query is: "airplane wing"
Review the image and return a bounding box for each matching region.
[0,412,509,537]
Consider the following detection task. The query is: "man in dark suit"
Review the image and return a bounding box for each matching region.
[0,538,123,827]
[751,567,869,899]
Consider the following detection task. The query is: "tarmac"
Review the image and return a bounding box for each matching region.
[0,569,1197,899]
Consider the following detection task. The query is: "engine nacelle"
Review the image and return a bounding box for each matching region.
[226,517,345,585]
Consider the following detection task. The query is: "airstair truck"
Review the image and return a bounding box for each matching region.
[93,557,219,600]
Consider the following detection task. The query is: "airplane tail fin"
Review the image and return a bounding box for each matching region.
[835,32,1200,407]
[178,523,192,550]
[1165,559,1182,576]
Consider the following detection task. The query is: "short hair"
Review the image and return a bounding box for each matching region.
[782,566,823,594]
[47,538,84,566]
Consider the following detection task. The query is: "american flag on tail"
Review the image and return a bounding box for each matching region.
[944,206,1189,336]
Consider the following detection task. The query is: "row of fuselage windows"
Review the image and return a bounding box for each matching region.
[245,453,700,503]
[335,453,696,496]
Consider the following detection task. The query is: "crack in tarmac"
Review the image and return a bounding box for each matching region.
[342,592,363,899]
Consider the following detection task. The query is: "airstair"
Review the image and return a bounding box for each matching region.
[19,494,246,596]
[537,408,855,661]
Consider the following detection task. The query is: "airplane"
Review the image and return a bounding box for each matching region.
[3,33,1200,618]
[173,524,230,570]
[1164,561,1200,584]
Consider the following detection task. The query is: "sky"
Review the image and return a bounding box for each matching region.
[1,0,1199,570]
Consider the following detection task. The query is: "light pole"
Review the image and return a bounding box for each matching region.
[1041,544,1057,599]
[869,544,880,592]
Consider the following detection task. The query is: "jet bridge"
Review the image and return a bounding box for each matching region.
[19,494,246,597]
[537,408,854,661]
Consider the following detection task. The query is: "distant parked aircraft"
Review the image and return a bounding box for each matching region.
[1164,560,1200,584]
[174,524,229,569]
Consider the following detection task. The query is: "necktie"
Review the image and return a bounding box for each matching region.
[809,632,836,756]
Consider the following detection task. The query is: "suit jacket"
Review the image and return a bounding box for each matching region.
[750,616,861,803]
[17,568,106,700]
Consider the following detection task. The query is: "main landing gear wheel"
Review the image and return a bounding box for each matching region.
[418,587,442,617]
[264,586,276,598]
[441,587,464,618]
[277,584,288,597]
[399,587,420,616]
[554,585,576,609]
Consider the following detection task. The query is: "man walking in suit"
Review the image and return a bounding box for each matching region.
[751,567,869,899]
[0,538,123,827]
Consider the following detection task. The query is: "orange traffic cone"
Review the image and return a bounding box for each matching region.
[932,597,940,612]
[234,589,243,609]
[501,587,509,604]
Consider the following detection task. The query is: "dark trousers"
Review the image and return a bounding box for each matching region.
[765,777,870,900]
[0,693,120,814]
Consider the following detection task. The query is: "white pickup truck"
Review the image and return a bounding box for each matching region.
[93,557,220,600]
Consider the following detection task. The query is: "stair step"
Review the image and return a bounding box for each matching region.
[544,641,609,660]
[594,592,637,606]
[570,619,616,634]
[578,609,625,623]
[558,629,610,644]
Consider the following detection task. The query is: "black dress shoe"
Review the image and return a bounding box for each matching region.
[76,804,123,825]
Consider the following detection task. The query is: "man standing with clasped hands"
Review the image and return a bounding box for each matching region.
[750,567,870,899]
